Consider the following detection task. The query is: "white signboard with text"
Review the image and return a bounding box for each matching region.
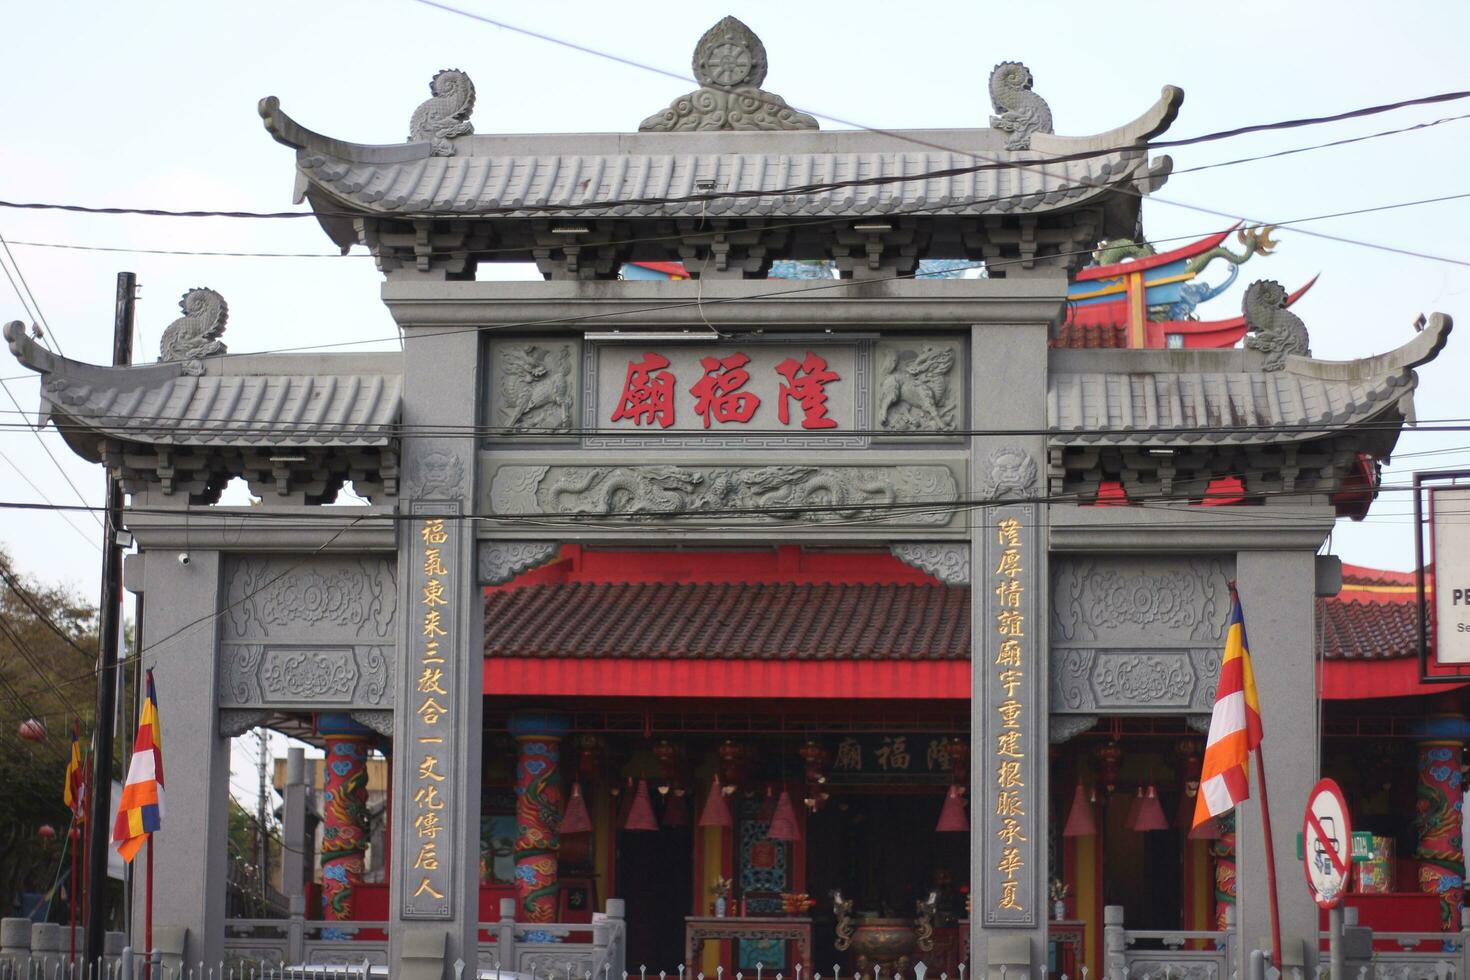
[1432,487,1470,664]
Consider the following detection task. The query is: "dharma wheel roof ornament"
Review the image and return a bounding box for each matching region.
[639,16,818,132]
[408,69,476,156]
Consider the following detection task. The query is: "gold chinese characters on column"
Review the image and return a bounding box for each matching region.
[405,516,455,918]
[993,514,1027,918]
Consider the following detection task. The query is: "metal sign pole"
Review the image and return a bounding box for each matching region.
[1329,905,1344,980]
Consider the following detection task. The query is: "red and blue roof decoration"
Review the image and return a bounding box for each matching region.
[1058,223,1317,349]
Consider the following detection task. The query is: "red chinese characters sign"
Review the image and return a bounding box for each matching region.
[607,348,844,431]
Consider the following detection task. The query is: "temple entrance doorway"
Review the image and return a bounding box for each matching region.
[619,823,694,968]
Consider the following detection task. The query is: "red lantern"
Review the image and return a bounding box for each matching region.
[624,779,658,832]
[561,782,593,835]
[935,785,968,833]
[1133,785,1170,832]
[698,775,733,828]
[36,824,56,841]
[767,790,801,842]
[18,718,46,742]
[1062,784,1097,837]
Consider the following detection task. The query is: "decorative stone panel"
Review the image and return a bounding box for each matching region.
[486,463,961,527]
[218,556,397,714]
[1050,557,1232,646]
[1050,648,1221,713]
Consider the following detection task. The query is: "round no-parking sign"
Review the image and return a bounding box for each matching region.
[1302,778,1352,909]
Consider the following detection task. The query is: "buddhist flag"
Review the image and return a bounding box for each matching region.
[1192,589,1264,830]
[63,719,85,820]
[112,670,164,862]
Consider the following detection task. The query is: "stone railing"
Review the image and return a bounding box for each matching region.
[1104,904,1236,980]
[219,898,626,977]
[1301,908,1470,980]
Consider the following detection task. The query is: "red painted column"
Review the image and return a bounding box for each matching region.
[509,712,569,923]
[318,716,372,921]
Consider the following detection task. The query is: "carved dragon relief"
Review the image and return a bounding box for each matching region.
[488,464,958,525]
[640,17,818,132]
[1243,278,1311,371]
[989,62,1053,150]
[408,69,475,156]
[158,287,227,375]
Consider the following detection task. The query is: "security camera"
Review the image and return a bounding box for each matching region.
[177,552,191,567]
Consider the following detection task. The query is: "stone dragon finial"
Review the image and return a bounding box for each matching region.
[1242,279,1310,371]
[159,288,228,374]
[409,69,476,156]
[989,61,1053,150]
[639,16,818,132]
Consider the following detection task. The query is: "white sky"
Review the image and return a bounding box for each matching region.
[2,0,1468,670]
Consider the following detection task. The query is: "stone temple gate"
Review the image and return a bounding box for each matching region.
[3,15,1453,980]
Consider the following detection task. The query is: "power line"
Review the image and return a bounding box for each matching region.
[7,111,1470,264]
[2,192,1462,376]
[1,87,1468,223]
[0,448,102,550]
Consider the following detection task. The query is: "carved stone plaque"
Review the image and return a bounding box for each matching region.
[218,644,393,710]
[486,463,960,526]
[1050,648,1221,713]
[581,339,869,448]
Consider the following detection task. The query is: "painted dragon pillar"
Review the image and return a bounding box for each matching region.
[509,712,570,924]
[1211,812,1236,932]
[1413,717,1469,931]
[317,714,373,922]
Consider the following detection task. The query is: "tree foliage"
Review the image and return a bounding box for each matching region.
[0,549,99,916]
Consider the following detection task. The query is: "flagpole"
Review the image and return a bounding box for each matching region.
[1254,745,1284,969]
[145,835,154,980]
[68,823,78,963]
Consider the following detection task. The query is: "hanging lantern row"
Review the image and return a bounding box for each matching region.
[1062,782,1214,836]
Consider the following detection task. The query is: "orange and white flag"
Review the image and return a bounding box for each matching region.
[1192,590,1264,830]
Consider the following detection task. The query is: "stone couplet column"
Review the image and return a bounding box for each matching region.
[387,302,485,976]
[970,305,1055,971]
[1233,552,1319,967]
[509,713,570,923]
[317,714,373,921]
[1411,717,1470,930]
[133,547,231,965]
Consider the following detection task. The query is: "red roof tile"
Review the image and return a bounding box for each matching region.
[1316,595,1428,661]
[482,570,1427,664]
[1051,322,1128,349]
[484,582,969,661]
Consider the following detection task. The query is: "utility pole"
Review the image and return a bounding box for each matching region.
[257,731,269,907]
[84,272,134,967]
